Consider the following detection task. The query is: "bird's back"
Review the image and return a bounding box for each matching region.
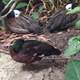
[4,14,44,34]
[47,10,78,33]
[21,40,61,56]
[10,40,61,64]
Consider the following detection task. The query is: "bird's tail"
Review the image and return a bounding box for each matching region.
[52,48,61,55]
[44,47,61,56]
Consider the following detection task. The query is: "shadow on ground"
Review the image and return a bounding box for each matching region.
[22,59,55,72]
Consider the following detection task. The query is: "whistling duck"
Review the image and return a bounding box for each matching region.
[66,3,80,29]
[4,9,44,34]
[47,2,78,33]
[0,0,44,34]
[9,39,61,64]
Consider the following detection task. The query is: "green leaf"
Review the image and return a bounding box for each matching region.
[38,5,44,13]
[15,3,27,9]
[68,36,80,45]
[3,0,10,4]
[64,36,80,56]
[31,12,39,20]
[74,20,80,29]
[64,60,80,80]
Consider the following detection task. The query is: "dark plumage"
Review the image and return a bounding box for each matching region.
[0,1,44,34]
[47,3,78,33]
[4,10,44,34]
[9,39,61,64]
[47,11,77,33]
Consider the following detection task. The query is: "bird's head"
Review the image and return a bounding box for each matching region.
[13,10,21,17]
[7,10,21,18]
[66,3,78,11]
[10,39,25,52]
[65,2,80,14]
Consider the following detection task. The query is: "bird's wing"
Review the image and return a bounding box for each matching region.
[47,11,66,31]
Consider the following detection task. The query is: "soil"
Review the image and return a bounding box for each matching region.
[0,28,80,80]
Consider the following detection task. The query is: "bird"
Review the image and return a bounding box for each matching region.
[9,39,61,64]
[3,9,44,34]
[66,3,80,29]
[46,2,78,33]
[0,1,44,34]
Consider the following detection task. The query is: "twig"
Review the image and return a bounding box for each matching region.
[1,0,15,13]
[25,0,32,14]
[0,49,9,54]
[45,57,70,60]
[0,1,18,20]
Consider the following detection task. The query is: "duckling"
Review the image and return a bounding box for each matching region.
[9,39,61,64]
[4,9,44,34]
[47,2,78,33]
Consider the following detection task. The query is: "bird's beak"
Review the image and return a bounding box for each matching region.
[66,6,80,14]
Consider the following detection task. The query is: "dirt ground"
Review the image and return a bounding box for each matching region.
[0,28,80,80]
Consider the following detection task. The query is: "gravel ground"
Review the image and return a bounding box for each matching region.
[0,28,80,80]
[0,53,64,80]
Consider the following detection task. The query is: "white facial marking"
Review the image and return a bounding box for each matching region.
[13,10,21,18]
[66,3,72,10]
[33,53,37,57]
[39,54,45,58]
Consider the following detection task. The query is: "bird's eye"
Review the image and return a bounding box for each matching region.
[15,13,17,15]
[15,13,18,15]
[13,10,21,18]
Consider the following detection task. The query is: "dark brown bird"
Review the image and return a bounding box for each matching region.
[4,10,44,34]
[47,2,78,33]
[0,0,44,34]
[9,39,61,64]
